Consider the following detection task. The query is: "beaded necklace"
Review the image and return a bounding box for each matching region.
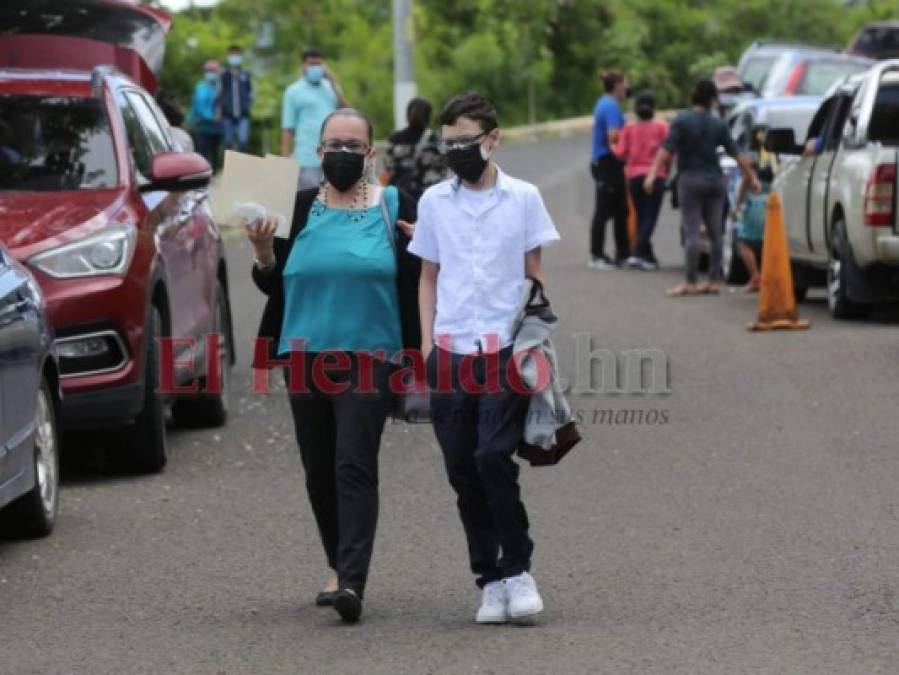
[312,181,369,223]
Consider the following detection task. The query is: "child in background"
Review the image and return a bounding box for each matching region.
[731,162,775,292]
[614,91,668,270]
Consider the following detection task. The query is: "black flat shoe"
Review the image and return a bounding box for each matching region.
[333,589,362,623]
[315,590,338,607]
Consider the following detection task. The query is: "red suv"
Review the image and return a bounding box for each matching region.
[0,65,234,473]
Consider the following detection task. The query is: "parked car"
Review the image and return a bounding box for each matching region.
[0,242,61,537]
[765,61,899,318]
[737,41,871,98]
[0,65,235,473]
[847,22,899,61]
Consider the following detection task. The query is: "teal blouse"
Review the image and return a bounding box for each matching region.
[279,186,402,355]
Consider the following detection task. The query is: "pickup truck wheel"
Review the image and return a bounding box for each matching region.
[124,305,167,473]
[794,284,809,303]
[172,281,231,428]
[828,220,873,320]
[4,380,59,538]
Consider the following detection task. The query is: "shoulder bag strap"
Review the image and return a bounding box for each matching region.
[379,188,399,263]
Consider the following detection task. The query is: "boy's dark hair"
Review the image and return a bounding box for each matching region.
[302,47,322,62]
[407,97,432,130]
[228,45,242,53]
[439,92,498,132]
[692,79,719,108]
[635,91,656,121]
[601,69,626,93]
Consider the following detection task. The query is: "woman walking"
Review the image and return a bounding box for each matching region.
[644,80,759,296]
[613,91,668,270]
[382,96,447,203]
[247,108,420,623]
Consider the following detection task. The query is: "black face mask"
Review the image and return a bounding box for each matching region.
[322,151,365,192]
[446,143,488,184]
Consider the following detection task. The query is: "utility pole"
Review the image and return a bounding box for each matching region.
[392,0,415,131]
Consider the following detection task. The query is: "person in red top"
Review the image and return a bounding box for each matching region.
[614,91,668,270]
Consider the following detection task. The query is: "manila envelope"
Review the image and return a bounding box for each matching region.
[210,150,298,237]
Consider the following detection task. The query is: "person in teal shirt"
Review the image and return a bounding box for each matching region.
[187,61,223,169]
[281,48,343,189]
[247,109,420,625]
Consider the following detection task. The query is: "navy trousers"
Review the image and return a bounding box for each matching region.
[427,346,533,587]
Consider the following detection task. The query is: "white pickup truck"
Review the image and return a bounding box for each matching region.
[766,61,899,318]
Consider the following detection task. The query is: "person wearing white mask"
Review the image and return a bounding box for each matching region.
[281,48,346,189]
[219,45,253,152]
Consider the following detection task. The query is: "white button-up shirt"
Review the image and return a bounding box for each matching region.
[408,166,560,354]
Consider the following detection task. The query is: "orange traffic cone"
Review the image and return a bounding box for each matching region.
[627,192,638,251]
[748,192,810,331]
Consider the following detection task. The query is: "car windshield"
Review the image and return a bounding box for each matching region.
[0,95,118,191]
[796,61,870,97]
[740,56,777,91]
[868,83,899,146]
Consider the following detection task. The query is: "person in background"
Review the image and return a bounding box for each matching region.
[730,162,775,293]
[382,97,447,203]
[645,79,760,297]
[410,92,560,626]
[247,108,420,624]
[589,69,631,270]
[614,91,667,271]
[219,45,253,152]
[188,60,223,169]
[282,48,345,189]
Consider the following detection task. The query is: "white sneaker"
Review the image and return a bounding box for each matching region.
[588,257,619,271]
[625,255,643,268]
[505,572,544,624]
[475,580,508,624]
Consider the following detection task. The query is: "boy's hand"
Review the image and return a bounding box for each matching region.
[398,219,415,237]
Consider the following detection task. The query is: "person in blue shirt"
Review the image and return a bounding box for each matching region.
[187,60,223,169]
[218,45,253,152]
[281,48,346,189]
[589,69,631,269]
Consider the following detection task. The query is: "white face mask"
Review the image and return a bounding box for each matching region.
[227,54,243,67]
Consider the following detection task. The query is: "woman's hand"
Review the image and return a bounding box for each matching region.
[397,219,415,238]
[246,216,278,266]
[643,175,656,194]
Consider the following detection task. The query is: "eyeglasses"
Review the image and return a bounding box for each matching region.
[320,139,369,154]
[437,132,486,154]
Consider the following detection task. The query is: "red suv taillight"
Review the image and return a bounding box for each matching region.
[864,163,896,227]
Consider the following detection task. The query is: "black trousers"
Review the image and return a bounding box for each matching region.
[427,347,533,588]
[286,354,393,598]
[629,176,666,261]
[590,155,630,262]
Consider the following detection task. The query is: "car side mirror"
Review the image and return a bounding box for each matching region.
[142,152,212,193]
[764,128,801,155]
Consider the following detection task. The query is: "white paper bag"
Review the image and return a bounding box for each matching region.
[209,150,299,237]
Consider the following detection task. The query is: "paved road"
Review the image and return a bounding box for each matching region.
[4,136,899,675]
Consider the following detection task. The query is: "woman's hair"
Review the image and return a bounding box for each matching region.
[692,79,719,109]
[601,69,626,93]
[319,108,374,146]
[439,92,498,132]
[635,91,656,121]
[407,97,433,130]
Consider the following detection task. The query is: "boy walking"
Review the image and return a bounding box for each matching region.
[409,92,560,624]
